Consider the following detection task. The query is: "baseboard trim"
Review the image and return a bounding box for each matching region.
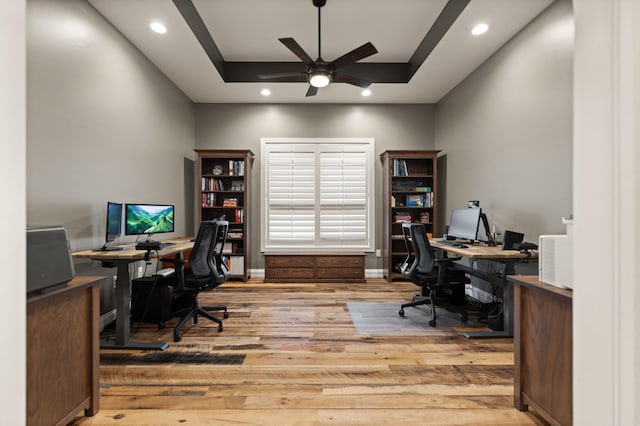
[250,269,384,279]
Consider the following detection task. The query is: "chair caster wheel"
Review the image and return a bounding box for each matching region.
[173,333,182,342]
[223,311,229,319]
[217,325,223,332]
[399,309,405,317]
[429,320,436,327]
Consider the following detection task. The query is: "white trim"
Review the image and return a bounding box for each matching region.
[573,0,639,423]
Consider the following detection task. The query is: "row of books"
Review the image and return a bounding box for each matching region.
[393,212,431,224]
[221,255,244,275]
[228,160,245,176]
[391,192,434,207]
[202,177,245,192]
[393,159,409,176]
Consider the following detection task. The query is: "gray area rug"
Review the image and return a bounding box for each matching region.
[347,301,472,335]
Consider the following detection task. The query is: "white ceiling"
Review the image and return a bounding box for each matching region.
[88,0,554,104]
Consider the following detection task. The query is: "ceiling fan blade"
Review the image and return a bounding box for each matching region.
[279,38,314,64]
[258,72,307,80]
[333,73,372,88]
[305,86,318,97]
[329,42,378,70]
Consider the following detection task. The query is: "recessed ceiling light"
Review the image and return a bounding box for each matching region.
[260,88,271,96]
[361,89,372,97]
[150,22,167,34]
[471,23,489,36]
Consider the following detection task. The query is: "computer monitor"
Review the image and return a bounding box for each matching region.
[125,203,175,241]
[98,201,123,251]
[447,207,481,242]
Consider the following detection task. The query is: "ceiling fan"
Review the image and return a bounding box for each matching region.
[258,0,378,97]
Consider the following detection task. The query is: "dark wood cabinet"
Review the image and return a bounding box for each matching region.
[510,275,572,426]
[195,149,253,281]
[264,253,365,283]
[381,150,440,281]
[27,276,101,425]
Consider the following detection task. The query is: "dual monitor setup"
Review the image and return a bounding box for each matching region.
[98,201,175,251]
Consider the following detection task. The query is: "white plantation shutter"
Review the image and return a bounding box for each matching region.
[265,150,315,242]
[319,151,367,242]
[262,138,374,252]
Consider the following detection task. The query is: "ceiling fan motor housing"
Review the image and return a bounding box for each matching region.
[313,0,327,8]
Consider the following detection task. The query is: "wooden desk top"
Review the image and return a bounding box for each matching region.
[73,238,193,261]
[430,238,538,260]
[508,274,572,298]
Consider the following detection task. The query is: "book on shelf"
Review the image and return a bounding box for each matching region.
[228,160,245,177]
[201,193,216,207]
[234,208,244,223]
[227,231,243,239]
[416,186,432,192]
[202,177,225,191]
[394,212,412,223]
[223,197,238,207]
[406,194,424,207]
[393,159,409,176]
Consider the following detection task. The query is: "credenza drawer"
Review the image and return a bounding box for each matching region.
[316,256,364,268]
[317,267,364,279]
[265,268,314,279]
[265,256,315,268]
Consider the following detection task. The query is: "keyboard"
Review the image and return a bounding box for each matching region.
[440,240,469,249]
[135,241,176,251]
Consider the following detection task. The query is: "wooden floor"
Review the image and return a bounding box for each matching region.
[71,279,546,425]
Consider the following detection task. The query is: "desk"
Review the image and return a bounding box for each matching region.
[430,238,537,339]
[73,238,193,350]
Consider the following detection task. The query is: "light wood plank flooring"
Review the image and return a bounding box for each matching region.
[71,279,546,425]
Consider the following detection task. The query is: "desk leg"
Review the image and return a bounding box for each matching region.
[463,262,516,339]
[101,261,168,350]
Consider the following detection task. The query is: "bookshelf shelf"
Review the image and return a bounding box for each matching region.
[381,150,440,281]
[195,149,254,281]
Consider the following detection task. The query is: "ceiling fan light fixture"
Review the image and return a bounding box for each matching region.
[309,70,331,88]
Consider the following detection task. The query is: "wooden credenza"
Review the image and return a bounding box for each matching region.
[27,276,101,425]
[264,253,365,283]
[509,275,572,426]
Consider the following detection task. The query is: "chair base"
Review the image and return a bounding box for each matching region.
[173,302,228,342]
[399,288,467,327]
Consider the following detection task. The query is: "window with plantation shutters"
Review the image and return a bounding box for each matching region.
[261,138,375,252]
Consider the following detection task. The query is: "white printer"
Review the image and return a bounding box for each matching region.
[538,217,573,289]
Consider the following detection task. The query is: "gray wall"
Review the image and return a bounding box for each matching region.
[435,0,573,241]
[27,0,195,248]
[27,0,195,312]
[195,104,436,270]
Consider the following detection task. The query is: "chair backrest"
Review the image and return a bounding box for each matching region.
[189,220,217,278]
[410,223,436,274]
[401,223,435,279]
[211,219,230,282]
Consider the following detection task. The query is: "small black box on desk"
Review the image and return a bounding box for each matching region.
[131,276,193,325]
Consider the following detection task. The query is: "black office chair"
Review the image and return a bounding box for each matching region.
[399,223,470,327]
[163,220,230,342]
